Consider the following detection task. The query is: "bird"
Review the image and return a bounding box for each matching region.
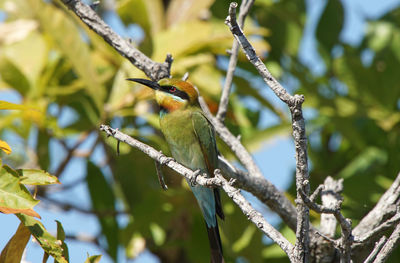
[127,77,225,263]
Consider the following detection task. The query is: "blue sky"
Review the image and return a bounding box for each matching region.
[1,0,400,262]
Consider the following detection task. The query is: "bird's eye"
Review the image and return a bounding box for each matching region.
[169,87,176,92]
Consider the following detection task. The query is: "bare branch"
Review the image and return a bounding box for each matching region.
[300,177,354,262]
[54,131,92,178]
[225,2,310,261]
[41,196,129,217]
[353,172,400,237]
[355,210,400,244]
[99,124,295,257]
[363,236,387,263]
[372,222,400,263]
[214,171,295,259]
[320,177,343,237]
[60,0,172,81]
[217,0,254,122]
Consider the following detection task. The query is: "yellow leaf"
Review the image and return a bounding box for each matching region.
[0,140,12,155]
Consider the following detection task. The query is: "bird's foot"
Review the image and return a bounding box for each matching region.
[189,169,201,187]
[158,153,174,165]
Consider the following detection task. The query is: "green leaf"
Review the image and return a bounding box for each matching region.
[0,58,30,94]
[1,31,47,86]
[17,169,60,185]
[84,255,102,263]
[86,161,119,260]
[338,147,388,179]
[118,0,164,36]
[17,214,67,263]
[316,0,344,52]
[0,223,31,263]
[55,220,69,263]
[0,165,40,218]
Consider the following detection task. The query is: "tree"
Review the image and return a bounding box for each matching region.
[1,0,399,262]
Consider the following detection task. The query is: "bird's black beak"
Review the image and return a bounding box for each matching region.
[126,78,161,90]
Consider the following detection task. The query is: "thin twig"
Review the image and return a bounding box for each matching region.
[353,172,400,237]
[60,0,172,81]
[225,2,310,261]
[300,184,354,262]
[363,236,387,263]
[217,0,255,122]
[41,196,129,217]
[99,124,294,257]
[372,222,400,263]
[214,170,295,260]
[354,210,400,244]
[54,131,92,178]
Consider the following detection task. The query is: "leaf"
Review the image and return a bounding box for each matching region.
[1,31,47,86]
[117,0,164,35]
[316,0,344,52]
[0,140,12,155]
[17,214,68,263]
[338,147,388,179]
[84,255,102,263]
[0,100,33,111]
[0,165,40,218]
[166,0,215,26]
[0,58,30,94]
[55,220,69,263]
[86,161,119,260]
[17,169,60,185]
[0,223,31,263]
[0,101,43,123]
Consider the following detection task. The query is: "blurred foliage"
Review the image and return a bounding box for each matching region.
[0,0,399,262]
[0,101,66,262]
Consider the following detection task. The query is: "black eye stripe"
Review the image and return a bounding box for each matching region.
[162,85,190,101]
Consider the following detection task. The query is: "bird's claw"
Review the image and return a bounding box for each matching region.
[189,170,201,187]
[158,153,174,165]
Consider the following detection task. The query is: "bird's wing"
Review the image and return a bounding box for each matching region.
[191,111,218,173]
[192,110,224,220]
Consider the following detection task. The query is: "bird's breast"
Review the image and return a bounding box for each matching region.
[160,110,206,171]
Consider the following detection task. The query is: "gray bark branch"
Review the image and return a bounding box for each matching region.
[225,2,310,262]
[217,0,254,122]
[99,124,294,257]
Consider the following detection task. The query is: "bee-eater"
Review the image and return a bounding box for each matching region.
[127,77,225,263]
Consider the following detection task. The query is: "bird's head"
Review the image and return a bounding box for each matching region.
[127,78,199,112]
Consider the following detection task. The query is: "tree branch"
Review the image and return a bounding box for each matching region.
[225,2,310,261]
[60,0,172,81]
[216,0,254,122]
[353,172,400,238]
[372,222,400,263]
[99,124,295,257]
[363,236,387,263]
